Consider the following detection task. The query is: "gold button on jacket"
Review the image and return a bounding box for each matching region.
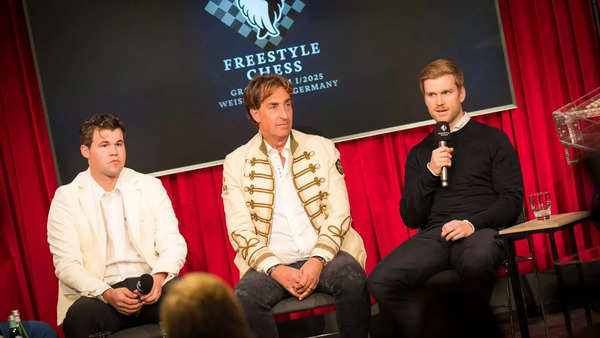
[222,130,366,277]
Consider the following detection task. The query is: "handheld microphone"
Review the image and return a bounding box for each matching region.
[434,121,451,187]
[136,273,154,295]
[131,273,154,317]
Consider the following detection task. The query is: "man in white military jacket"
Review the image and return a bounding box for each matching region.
[222,74,369,338]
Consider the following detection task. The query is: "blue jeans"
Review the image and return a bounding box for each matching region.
[234,251,370,338]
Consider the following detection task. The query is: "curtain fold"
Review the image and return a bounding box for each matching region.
[1,0,599,329]
[0,0,59,328]
[498,0,600,269]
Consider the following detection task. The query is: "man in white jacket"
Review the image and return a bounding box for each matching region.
[47,114,187,338]
[221,74,370,338]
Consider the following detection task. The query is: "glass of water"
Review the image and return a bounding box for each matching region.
[529,191,551,220]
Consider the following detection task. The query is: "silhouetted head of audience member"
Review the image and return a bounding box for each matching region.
[160,272,253,338]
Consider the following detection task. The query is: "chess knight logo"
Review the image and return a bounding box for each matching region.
[236,0,284,39]
[205,0,306,49]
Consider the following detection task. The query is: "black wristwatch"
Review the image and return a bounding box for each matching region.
[266,264,280,276]
[311,256,326,265]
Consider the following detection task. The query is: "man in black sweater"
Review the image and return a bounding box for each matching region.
[367,59,523,338]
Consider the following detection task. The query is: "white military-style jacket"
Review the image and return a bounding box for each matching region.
[47,168,187,325]
[222,130,366,277]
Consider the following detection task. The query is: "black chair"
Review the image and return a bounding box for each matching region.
[272,292,335,315]
[421,210,549,338]
[272,292,338,338]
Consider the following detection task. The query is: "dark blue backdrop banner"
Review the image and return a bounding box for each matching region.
[26,0,513,183]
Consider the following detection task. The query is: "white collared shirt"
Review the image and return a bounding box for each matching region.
[265,137,318,265]
[451,112,470,132]
[89,171,151,285]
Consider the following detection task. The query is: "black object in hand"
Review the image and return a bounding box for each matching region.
[136,273,154,295]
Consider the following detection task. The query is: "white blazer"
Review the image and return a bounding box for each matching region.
[47,168,187,325]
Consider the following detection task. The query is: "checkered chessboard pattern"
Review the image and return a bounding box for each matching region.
[205,0,306,50]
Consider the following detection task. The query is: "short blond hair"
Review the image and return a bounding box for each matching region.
[160,273,253,338]
[419,58,464,94]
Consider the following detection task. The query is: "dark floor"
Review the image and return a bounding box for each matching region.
[278,305,600,338]
[500,307,600,338]
[278,260,600,338]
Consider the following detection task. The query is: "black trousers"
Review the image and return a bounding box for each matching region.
[367,227,504,338]
[234,252,370,338]
[62,277,176,338]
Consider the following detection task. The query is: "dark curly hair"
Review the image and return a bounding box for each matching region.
[80,114,126,147]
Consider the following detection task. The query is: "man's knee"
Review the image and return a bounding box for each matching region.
[460,247,503,276]
[340,262,367,294]
[234,270,279,310]
[456,253,502,299]
[459,231,503,273]
[63,297,114,337]
[64,297,104,323]
[461,251,499,274]
[367,258,414,302]
[328,252,366,280]
[234,280,256,309]
[322,252,367,298]
[234,283,253,305]
[367,263,388,299]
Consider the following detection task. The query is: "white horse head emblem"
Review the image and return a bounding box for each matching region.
[236,0,285,39]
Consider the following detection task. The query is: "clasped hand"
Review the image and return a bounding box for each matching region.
[102,272,166,315]
[270,258,324,300]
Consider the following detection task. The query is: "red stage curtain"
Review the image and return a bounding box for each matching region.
[499,0,600,269]
[0,0,59,327]
[0,0,599,330]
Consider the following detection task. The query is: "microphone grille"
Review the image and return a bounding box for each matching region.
[138,273,154,294]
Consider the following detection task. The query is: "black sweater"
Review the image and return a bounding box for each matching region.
[400,120,524,230]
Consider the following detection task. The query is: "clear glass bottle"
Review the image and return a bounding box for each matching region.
[7,315,22,338]
[10,310,29,338]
